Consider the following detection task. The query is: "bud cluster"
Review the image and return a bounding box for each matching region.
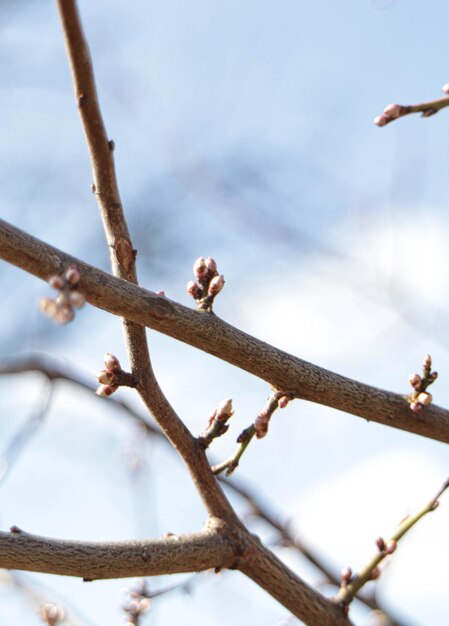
[375,536,397,555]
[408,354,438,414]
[373,103,408,127]
[186,256,225,311]
[39,265,85,324]
[40,603,65,626]
[122,579,151,626]
[96,353,122,397]
[199,398,234,448]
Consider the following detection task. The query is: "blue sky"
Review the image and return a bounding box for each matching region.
[1,1,449,625]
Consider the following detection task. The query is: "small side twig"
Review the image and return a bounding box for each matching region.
[374,84,449,126]
[335,478,449,609]
[211,391,290,476]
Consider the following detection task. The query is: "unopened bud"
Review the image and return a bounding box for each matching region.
[383,103,402,119]
[408,373,421,389]
[423,354,432,369]
[186,280,200,299]
[40,603,65,623]
[65,265,80,285]
[193,257,208,280]
[370,566,381,580]
[429,371,438,381]
[443,83,449,95]
[156,290,166,296]
[68,290,85,308]
[53,304,74,325]
[409,401,422,414]
[104,352,121,373]
[385,539,397,554]
[215,398,233,420]
[254,411,269,438]
[205,257,217,273]
[375,537,385,552]
[278,395,289,409]
[208,274,225,296]
[162,531,175,538]
[97,369,116,385]
[417,392,432,406]
[96,384,118,397]
[374,114,390,127]
[340,566,352,584]
[40,297,57,317]
[48,275,65,290]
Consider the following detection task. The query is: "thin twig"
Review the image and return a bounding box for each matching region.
[335,478,449,607]
[374,89,449,127]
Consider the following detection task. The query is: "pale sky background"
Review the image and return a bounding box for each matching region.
[0,1,448,625]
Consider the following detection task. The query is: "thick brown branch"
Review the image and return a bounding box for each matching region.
[0,526,235,579]
[2,219,448,444]
[239,535,352,626]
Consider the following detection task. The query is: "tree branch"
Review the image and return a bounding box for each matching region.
[2,218,448,444]
[0,525,236,579]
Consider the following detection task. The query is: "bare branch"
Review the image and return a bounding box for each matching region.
[2,218,448,445]
[0,525,236,580]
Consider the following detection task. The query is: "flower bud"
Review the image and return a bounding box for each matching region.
[340,566,352,584]
[65,265,80,285]
[53,304,75,325]
[48,275,65,290]
[186,280,200,299]
[254,411,269,438]
[156,290,166,296]
[215,398,233,420]
[96,384,118,397]
[97,369,115,385]
[408,373,421,389]
[208,274,225,296]
[383,103,402,119]
[278,395,289,409]
[39,297,57,317]
[205,257,217,273]
[193,257,208,280]
[443,83,449,95]
[385,539,397,554]
[370,566,381,580]
[374,114,390,127]
[375,537,385,552]
[409,401,422,414]
[417,392,432,406]
[40,603,65,624]
[104,352,121,373]
[68,291,85,308]
[423,354,432,369]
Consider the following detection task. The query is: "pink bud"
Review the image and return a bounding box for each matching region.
[162,531,175,538]
[409,401,422,414]
[423,354,432,369]
[375,537,385,552]
[408,373,421,389]
[385,539,397,554]
[186,280,200,299]
[156,290,166,297]
[104,352,121,373]
[374,114,390,127]
[193,257,208,280]
[340,566,352,584]
[370,566,381,580]
[39,297,57,317]
[205,257,217,273]
[254,411,269,438]
[97,369,116,385]
[68,291,85,308]
[96,384,118,397]
[53,304,75,325]
[442,83,449,95]
[278,395,289,409]
[48,275,65,290]
[215,398,233,420]
[417,392,432,406]
[208,274,225,296]
[383,103,403,119]
[65,265,80,285]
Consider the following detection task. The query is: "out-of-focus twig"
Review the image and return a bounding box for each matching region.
[374,85,449,127]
